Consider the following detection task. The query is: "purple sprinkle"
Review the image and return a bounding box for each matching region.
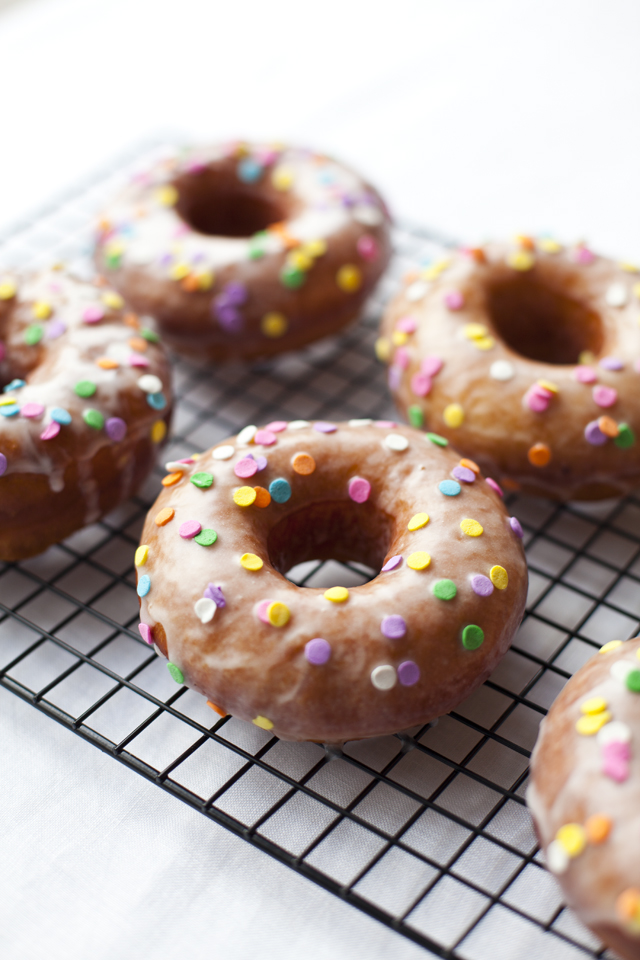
[204,583,226,608]
[138,623,153,645]
[0,453,6,476]
[216,304,244,333]
[46,320,66,339]
[388,365,402,391]
[510,517,523,538]
[584,419,608,445]
[305,638,331,665]
[381,615,407,640]
[398,661,420,686]
[381,555,402,572]
[471,575,494,597]
[599,357,624,371]
[313,421,337,433]
[223,281,248,306]
[255,456,268,472]
[105,417,127,442]
[452,465,475,484]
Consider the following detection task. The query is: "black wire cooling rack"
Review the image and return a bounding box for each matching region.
[0,141,637,960]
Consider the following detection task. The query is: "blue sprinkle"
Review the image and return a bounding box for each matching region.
[147,392,167,410]
[51,407,72,425]
[438,479,461,497]
[137,574,151,597]
[237,158,263,183]
[269,477,292,503]
[4,379,25,392]
[0,403,19,417]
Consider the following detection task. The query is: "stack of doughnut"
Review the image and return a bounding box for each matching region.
[95,141,391,361]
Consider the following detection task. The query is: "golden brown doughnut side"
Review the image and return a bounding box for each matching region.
[379,239,640,500]
[528,638,640,959]
[136,421,527,743]
[95,143,392,362]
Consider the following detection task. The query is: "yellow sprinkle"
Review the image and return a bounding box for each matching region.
[580,696,608,716]
[490,565,508,590]
[537,379,559,394]
[288,250,313,271]
[102,291,124,309]
[407,551,431,570]
[0,397,17,407]
[460,519,484,537]
[105,239,125,258]
[261,312,288,338]
[443,403,464,428]
[0,279,17,300]
[272,166,294,191]
[32,300,52,320]
[555,823,587,858]
[633,282,640,300]
[599,639,624,654]
[267,602,290,627]
[576,711,611,735]
[135,545,149,566]
[474,336,495,350]
[392,330,408,346]
[324,586,349,603]
[252,715,274,730]
[241,553,263,571]
[620,262,639,273]
[422,257,451,280]
[408,513,429,531]
[538,238,562,254]
[196,272,214,290]
[507,250,535,271]
[169,262,190,281]
[336,264,362,293]
[375,337,391,362]
[302,238,327,258]
[151,420,166,443]
[233,486,257,507]
[463,323,488,340]
[156,185,178,206]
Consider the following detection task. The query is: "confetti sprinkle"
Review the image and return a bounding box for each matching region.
[490,565,508,590]
[336,264,362,292]
[253,486,271,508]
[471,575,493,596]
[269,477,291,503]
[105,417,127,442]
[485,478,503,497]
[585,814,611,844]
[407,513,429,531]
[213,445,235,460]
[267,602,290,627]
[384,433,409,452]
[75,380,97,398]
[433,579,457,600]
[204,583,225,607]
[398,661,420,686]
[527,443,551,467]
[194,529,217,546]
[21,402,44,419]
[234,457,259,479]
[137,574,151,597]
[241,553,263,571]
[155,507,175,526]
[381,615,406,639]
[40,422,60,440]
[167,663,184,684]
[555,823,586,858]
[252,715,274,730]
[135,545,149,566]
[381,555,402,571]
[191,471,214,488]
[443,403,464,428]
[195,597,216,623]
[615,424,636,448]
[179,520,202,539]
[573,365,597,384]
[234,486,257,507]
[371,665,396,690]
[291,452,315,475]
[444,290,464,310]
[138,623,153,645]
[407,552,431,570]
[305,638,331,665]
[593,384,618,408]
[462,624,484,649]
[490,360,515,381]
[605,282,628,307]
[426,432,448,447]
[584,420,608,445]
[313,421,337,434]
[460,518,483,537]
[83,409,104,430]
[439,479,461,497]
[348,476,371,503]
[324,586,349,602]
[576,712,611,735]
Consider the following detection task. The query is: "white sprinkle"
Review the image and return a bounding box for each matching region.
[164,461,187,473]
[384,433,409,452]
[597,720,632,746]
[237,424,257,445]
[490,360,515,381]
[288,420,310,430]
[406,280,428,302]
[138,374,162,394]
[194,597,216,624]
[212,445,235,460]
[605,282,628,307]
[353,205,383,226]
[610,660,636,684]
[546,840,569,875]
[349,419,373,426]
[371,665,397,690]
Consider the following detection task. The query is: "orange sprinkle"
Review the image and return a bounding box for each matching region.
[598,416,619,438]
[585,813,612,844]
[253,486,271,508]
[124,312,140,329]
[467,247,486,263]
[181,274,199,292]
[97,218,112,235]
[516,234,535,250]
[403,269,420,283]
[128,337,148,353]
[460,457,480,475]
[96,357,119,369]
[528,442,551,467]
[291,452,316,476]
[206,700,228,717]
[161,472,183,487]
[269,221,299,249]
[94,274,107,287]
[616,888,640,922]
[154,507,175,526]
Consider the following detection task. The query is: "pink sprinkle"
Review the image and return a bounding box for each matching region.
[348,476,371,503]
[40,421,60,440]
[411,372,432,397]
[634,358,640,374]
[83,304,105,324]
[602,741,630,782]
[234,457,259,478]
[138,623,153,645]
[394,346,410,369]
[525,388,550,412]
[486,477,503,497]
[172,223,190,238]
[265,421,287,433]
[21,402,45,419]
[375,420,396,428]
[574,246,596,265]
[254,429,277,446]
[573,365,597,384]
[444,290,464,311]
[421,355,443,377]
[128,354,150,367]
[256,599,271,624]
[179,520,202,539]
[593,385,618,408]
[357,235,378,260]
[396,315,417,334]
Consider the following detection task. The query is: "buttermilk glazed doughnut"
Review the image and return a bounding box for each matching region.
[95,142,391,361]
[0,270,172,560]
[528,638,640,960]
[136,420,527,743]
[379,237,640,500]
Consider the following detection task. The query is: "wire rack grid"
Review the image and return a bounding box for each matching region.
[0,142,638,960]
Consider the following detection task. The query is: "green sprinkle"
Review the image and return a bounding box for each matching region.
[408,405,424,428]
[426,432,448,447]
[248,231,268,260]
[194,528,217,546]
[462,624,484,650]
[105,250,122,269]
[280,265,305,289]
[24,324,44,345]
[433,579,457,601]
[83,409,104,430]
[190,471,214,489]
[615,423,635,449]
[626,669,640,692]
[167,662,184,684]
[75,380,97,398]
[141,328,160,343]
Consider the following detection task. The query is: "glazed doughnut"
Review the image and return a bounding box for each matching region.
[0,269,172,560]
[136,420,527,743]
[379,237,640,500]
[528,637,640,960]
[95,142,391,362]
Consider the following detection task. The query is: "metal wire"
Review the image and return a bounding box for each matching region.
[1,141,637,960]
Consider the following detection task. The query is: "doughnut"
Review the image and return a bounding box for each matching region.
[0,269,172,560]
[379,237,640,500]
[95,142,391,362]
[528,637,640,960]
[135,420,527,743]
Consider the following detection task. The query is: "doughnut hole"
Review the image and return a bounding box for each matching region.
[268,500,393,586]
[485,269,604,364]
[173,165,299,238]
